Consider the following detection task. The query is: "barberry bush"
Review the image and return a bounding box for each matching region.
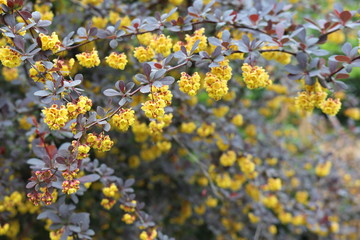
[0,0,360,239]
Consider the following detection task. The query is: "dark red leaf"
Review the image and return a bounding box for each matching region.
[19,10,32,19]
[154,63,162,69]
[335,73,350,79]
[335,55,351,63]
[47,145,57,159]
[249,14,259,23]
[340,11,352,23]
[7,0,14,8]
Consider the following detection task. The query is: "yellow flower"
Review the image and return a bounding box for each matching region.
[0,0,7,14]
[327,31,345,44]
[102,183,119,198]
[62,179,80,195]
[42,104,69,130]
[292,215,306,226]
[180,122,197,134]
[268,225,277,235]
[76,48,100,68]
[261,45,292,65]
[34,4,54,21]
[262,195,278,209]
[344,108,360,120]
[0,46,22,68]
[105,52,128,70]
[204,72,228,100]
[248,213,259,223]
[231,114,244,126]
[142,86,172,120]
[150,34,172,57]
[111,108,135,131]
[278,211,292,224]
[139,229,157,240]
[315,161,332,177]
[137,32,154,46]
[210,59,232,81]
[219,150,236,167]
[238,156,255,174]
[178,72,201,96]
[67,96,92,119]
[39,32,61,53]
[215,173,232,188]
[206,196,218,207]
[0,223,10,235]
[320,98,341,116]
[184,28,208,53]
[122,213,136,224]
[91,16,108,28]
[133,46,155,62]
[295,191,308,204]
[2,67,18,81]
[197,122,215,138]
[213,106,229,118]
[241,63,272,89]
[266,178,282,191]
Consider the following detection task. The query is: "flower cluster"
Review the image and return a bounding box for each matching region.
[210,59,232,81]
[72,140,91,159]
[295,82,341,115]
[2,1,359,239]
[238,155,256,175]
[241,63,272,89]
[139,229,157,240]
[76,48,100,68]
[105,52,128,70]
[39,32,61,53]
[184,28,208,53]
[53,58,75,76]
[261,45,292,65]
[150,34,172,57]
[34,3,54,21]
[86,133,114,152]
[315,161,332,177]
[101,183,119,210]
[122,213,136,224]
[110,108,136,131]
[29,59,75,83]
[66,96,93,119]
[133,46,155,62]
[42,104,69,130]
[29,61,54,83]
[197,122,216,138]
[61,180,80,195]
[264,178,282,191]
[320,98,342,116]
[204,73,229,100]
[62,169,81,195]
[0,46,22,68]
[2,67,18,81]
[178,72,201,96]
[141,85,173,119]
[219,150,236,167]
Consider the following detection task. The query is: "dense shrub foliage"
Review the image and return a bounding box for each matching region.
[0,0,360,239]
